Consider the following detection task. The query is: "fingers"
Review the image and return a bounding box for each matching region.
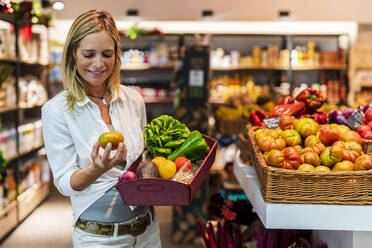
[90,142,100,161]
[102,143,112,161]
[111,143,127,165]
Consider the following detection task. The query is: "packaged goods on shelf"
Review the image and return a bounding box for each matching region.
[121,44,171,68]
[18,76,48,108]
[18,155,42,194]
[0,28,15,59]
[211,46,287,68]
[3,169,16,207]
[209,74,267,105]
[0,128,17,160]
[17,120,43,155]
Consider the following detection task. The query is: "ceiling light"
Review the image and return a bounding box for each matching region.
[52,1,65,10]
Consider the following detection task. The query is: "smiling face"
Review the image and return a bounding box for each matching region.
[75,30,115,94]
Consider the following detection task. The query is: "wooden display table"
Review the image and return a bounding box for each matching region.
[233,156,372,248]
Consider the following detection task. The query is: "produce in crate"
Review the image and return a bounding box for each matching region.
[119,115,212,184]
[143,115,190,158]
[136,160,159,179]
[298,163,315,171]
[249,88,328,127]
[354,154,372,170]
[294,118,319,137]
[119,171,137,182]
[253,117,372,171]
[295,88,325,113]
[167,130,210,162]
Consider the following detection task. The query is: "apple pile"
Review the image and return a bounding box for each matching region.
[357,108,372,140]
[254,115,372,171]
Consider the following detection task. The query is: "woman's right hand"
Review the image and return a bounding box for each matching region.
[90,141,127,174]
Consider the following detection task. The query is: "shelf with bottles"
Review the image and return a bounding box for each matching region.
[1,119,43,162]
[17,150,50,196]
[128,86,176,104]
[211,40,347,72]
[209,74,269,106]
[121,49,178,71]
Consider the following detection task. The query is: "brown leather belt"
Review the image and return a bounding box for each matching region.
[76,207,154,236]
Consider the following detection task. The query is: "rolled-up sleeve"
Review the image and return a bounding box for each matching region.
[42,101,81,196]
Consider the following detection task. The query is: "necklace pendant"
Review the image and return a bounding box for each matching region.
[102,99,107,105]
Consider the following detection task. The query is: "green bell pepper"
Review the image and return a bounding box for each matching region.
[167,130,210,162]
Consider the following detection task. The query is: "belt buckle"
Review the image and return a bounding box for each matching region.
[130,217,146,236]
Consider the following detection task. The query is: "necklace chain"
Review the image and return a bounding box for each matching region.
[87,88,108,105]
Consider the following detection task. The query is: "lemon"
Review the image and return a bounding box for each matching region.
[158,160,177,179]
[152,156,167,167]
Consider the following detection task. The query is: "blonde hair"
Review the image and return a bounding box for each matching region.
[62,10,121,113]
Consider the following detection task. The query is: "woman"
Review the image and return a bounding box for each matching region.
[42,10,161,247]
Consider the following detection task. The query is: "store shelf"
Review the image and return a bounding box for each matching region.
[121,63,175,70]
[17,181,50,222]
[211,65,288,71]
[0,57,18,64]
[0,200,18,240]
[233,157,372,231]
[19,60,49,67]
[211,64,347,71]
[19,103,46,110]
[292,64,347,70]
[7,144,44,162]
[0,105,17,114]
[143,96,175,103]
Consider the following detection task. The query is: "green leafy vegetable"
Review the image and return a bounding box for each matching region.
[144,115,190,158]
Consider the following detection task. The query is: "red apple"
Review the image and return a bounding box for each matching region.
[365,109,372,122]
[357,124,371,135]
[363,118,369,124]
[368,121,372,130]
[361,130,372,140]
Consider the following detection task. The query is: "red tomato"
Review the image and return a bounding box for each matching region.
[355,154,372,170]
[357,124,371,136]
[365,109,372,122]
[279,115,296,130]
[361,130,372,140]
[174,156,192,171]
[319,126,341,146]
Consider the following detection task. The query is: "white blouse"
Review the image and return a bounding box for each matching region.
[42,85,147,225]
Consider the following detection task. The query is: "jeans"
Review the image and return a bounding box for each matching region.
[72,216,161,248]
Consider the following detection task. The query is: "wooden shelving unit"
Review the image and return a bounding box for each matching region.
[17,182,50,222]
[0,201,18,239]
[0,11,50,241]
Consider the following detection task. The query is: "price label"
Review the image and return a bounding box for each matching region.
[346,110,365,130]
[263,116,280,129]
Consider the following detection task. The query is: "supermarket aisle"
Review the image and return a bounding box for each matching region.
[0,185,198,248]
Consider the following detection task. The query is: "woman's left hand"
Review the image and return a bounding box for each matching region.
[90,142,127,174]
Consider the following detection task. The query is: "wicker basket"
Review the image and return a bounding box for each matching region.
[238,133,251,164]
[362,139,372,155]
[247,126,372,205]
[216,118,248,136]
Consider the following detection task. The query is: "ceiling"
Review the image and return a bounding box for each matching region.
[52,0,371,23]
